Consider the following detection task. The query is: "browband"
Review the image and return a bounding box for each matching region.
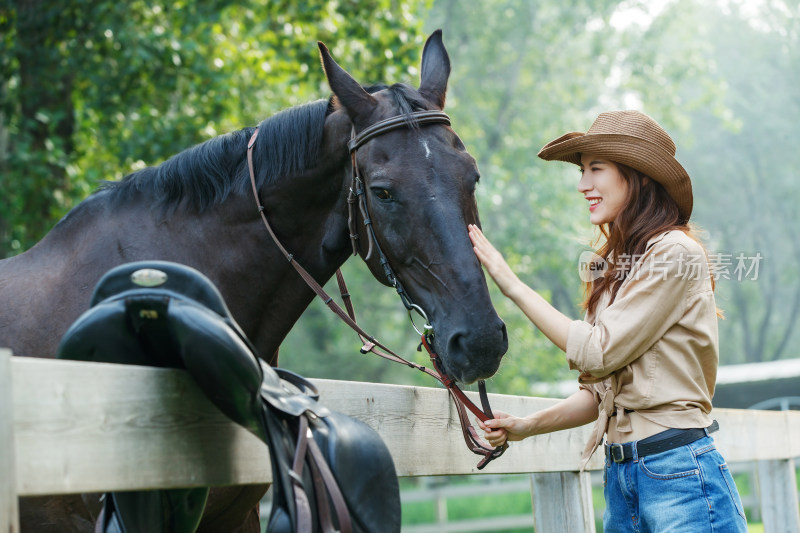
[347,111,451,152]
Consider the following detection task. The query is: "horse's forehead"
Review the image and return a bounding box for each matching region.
[368,127,463,167]
[370,89,424,114]
[372,95,401,116]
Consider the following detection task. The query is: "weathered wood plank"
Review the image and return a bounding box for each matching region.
[757,458,800,532]
[8,355,800,497]
[11,356,605,493]
[1,350,20,533]
[531,471,596,533]
[710,408,800,463]
[12,356,270,495]
[313,376,603,476]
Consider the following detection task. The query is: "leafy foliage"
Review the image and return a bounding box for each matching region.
[660,0,800,363]
[0,0,432,254]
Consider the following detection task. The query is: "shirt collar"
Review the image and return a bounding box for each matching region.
[645,230,671,251]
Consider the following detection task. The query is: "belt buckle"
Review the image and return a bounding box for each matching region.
[609,443,626,463]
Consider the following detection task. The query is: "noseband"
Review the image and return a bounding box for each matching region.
[247,110,507,469]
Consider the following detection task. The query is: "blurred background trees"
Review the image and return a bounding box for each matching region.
[2,0,798,395]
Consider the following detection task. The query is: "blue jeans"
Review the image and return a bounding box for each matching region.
[603,435,748,532]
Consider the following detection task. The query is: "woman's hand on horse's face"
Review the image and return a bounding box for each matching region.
[468,224,520,296]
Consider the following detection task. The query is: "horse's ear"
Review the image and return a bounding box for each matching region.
[318,42,377,123]
[419,29,450,110]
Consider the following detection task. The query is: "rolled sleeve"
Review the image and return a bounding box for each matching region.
[567,319,600,373]
[565,242,692,378]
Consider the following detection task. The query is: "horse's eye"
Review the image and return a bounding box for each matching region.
[375,188,393,201]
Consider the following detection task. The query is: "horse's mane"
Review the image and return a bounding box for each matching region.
[100,83,430,212]
[371,82,432,120]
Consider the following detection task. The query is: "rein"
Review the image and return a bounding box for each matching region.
[247,111,507,469]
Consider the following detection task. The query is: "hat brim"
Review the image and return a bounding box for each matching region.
[538,132,693,222]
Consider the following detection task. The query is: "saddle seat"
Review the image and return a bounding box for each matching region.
[57,260,401,533]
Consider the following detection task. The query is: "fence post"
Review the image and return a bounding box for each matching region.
[435,493,448,525]
[756,458,800,532]
[530,471,596,533]
[1,349,20,533]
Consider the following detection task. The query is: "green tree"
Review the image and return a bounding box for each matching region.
[656,0,800,363]
[605,0,800,365]
[0,0,432,256]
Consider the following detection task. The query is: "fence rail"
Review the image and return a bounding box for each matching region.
[2,349,800,532]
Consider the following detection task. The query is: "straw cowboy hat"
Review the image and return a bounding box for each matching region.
[538,110,693,222]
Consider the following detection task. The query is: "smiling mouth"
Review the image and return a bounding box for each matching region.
[588,198,602,211]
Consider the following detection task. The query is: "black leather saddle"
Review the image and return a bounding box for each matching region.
[57,261,401,532]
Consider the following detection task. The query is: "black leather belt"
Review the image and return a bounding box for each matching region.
[605,420,719,463]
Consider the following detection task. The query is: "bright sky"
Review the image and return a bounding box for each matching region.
[610,0,780,32]
[609,0,674,30]
[598,0,778,110]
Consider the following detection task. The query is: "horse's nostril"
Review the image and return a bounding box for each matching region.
[447,331,468,358]
[442,321,507,383]
[499,322,509,353]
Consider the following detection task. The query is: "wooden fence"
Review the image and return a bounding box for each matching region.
[2,348,800,532]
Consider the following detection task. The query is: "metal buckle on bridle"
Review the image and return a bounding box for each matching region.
[391,276,433,336]
[407,303,433,337]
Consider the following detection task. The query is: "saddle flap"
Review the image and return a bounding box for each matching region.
[308,412,401,533]
[259,362,330,418]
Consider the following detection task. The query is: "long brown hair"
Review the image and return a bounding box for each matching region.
[583,162,717,314]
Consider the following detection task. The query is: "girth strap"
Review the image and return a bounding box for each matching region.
[306,433,353,533]
[290,416,313,533]
[290,415,354,533]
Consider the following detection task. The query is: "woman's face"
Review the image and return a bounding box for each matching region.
[577,153,629,225]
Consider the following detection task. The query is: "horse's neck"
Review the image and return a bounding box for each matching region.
[223,141,351,358]
[0,114,356,361]
[0,194,136,357]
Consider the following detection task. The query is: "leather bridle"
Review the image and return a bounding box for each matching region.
[247,110,507,469]
[346,113,452,333]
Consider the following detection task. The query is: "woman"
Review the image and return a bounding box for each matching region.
[468,110,747,532]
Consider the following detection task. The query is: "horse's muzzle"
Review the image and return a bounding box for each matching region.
[439,318,508,384]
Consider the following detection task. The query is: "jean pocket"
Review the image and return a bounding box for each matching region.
[719,463,747,521]
[639,446,700,480]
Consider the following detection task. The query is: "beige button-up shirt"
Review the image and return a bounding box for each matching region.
[565,230,718,468]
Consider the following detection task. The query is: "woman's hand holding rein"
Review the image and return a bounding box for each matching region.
[477,390,599,447]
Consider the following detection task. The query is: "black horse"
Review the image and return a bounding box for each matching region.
[0,30,508,532]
